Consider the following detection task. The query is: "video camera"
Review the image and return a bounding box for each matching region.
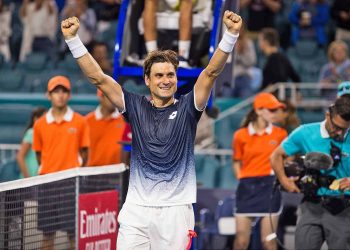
[283,150,338,198]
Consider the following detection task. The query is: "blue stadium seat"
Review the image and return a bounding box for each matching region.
[0,160,20,182]
[0,69,24,92]
[0,125,25,144]
[216,165,237,189]
[287,40,327,82]
[196,156,219,188]
[0,105,31,124]
[215,110,246,149]
[297,109,324,124]
[19,53,49,73]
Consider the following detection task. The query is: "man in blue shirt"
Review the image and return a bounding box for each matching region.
[61,10,242,250]
[271,95,350,249]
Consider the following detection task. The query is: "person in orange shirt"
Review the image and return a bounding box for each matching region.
[85,89,127,166]
[32,75,90,250]
[232,93,288,250]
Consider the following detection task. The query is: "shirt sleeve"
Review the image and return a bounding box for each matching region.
[32,122,42,152]
[281,126,304,156]
[185,90,203,122]
[232,130,244,161]
[23,128,33,144]
[122,89,144,123]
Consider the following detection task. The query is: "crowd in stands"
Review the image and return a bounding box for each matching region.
[0,0,350,98]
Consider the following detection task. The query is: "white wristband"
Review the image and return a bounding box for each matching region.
[218,30,239,53]
[65,35,88,59]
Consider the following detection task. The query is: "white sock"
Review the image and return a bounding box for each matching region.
[178,40,191,59]
[145,40,158,53]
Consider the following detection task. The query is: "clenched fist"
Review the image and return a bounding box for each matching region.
[61,17,80,40]
[222,11,242,35]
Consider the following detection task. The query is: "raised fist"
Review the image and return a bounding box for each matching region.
[223,11,242,35]
[61,17,80,40]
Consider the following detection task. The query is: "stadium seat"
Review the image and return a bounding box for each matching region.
[216,164,237,189]
[0,160,20,182]
[196,156,219,188]
[0,105,31,124]
[297,109,325,124]
[57,55,81,73]
[287,40,327,82]
[0,125,25,144]
[214,110,246,149]
[20,53,49,72]
[0,69,24,92]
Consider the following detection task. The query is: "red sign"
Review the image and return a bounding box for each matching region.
[79,190,119,250]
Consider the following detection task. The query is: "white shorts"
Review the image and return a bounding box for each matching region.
[117,202,195,250]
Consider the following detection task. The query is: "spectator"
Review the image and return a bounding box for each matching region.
[319,40,350,99]
[0,0,11,62]
[89,0,120,32]
[85,89,127,166]
[19,0,58,61]
[331,0,350,42]
[232,22,257,97]
[125,0,145,67]
[258,28,300,90]
[289,0,329,47]
[195,105,219,149]
[89,40,113,75]
[143,0,193,68]
[274,100,300,133]
[232,92,288,250]
[33,75,90,249]
[62,0,97,45]
[239,0,281,40]
[16,107,47,178]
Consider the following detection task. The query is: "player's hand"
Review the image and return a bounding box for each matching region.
[61,16,80,40]
[280,176,301,193]
[222,11,242,35]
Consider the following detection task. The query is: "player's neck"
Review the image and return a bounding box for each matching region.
[151,96,175,108]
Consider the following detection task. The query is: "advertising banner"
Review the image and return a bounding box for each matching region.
[79,190,119,250]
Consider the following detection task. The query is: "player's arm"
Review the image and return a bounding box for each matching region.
[232,160,241,180]
[271,146,300,193]
[61,17,125,112]
[16,142,31,178]
[194,11,241,110]
[80,147,89,167]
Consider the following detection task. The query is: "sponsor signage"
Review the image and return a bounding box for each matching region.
[79,190,119,250]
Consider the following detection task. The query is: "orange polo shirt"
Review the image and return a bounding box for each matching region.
[232,123,287,179]
[33,107,90,175]
[85,106,126,166]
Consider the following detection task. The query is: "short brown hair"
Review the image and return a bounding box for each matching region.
[331,95,350,121]
[260,28,279,47]
[143,50,179,78]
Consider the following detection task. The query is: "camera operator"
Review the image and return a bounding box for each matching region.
[271,95,350,249]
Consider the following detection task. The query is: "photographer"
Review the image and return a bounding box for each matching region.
[271,95,350,249]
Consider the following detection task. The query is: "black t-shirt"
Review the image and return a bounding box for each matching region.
[247,0,276,31]
[331,0,350,31]
[261,52,301,89]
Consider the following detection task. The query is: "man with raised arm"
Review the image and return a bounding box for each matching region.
[61,11,242,249]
